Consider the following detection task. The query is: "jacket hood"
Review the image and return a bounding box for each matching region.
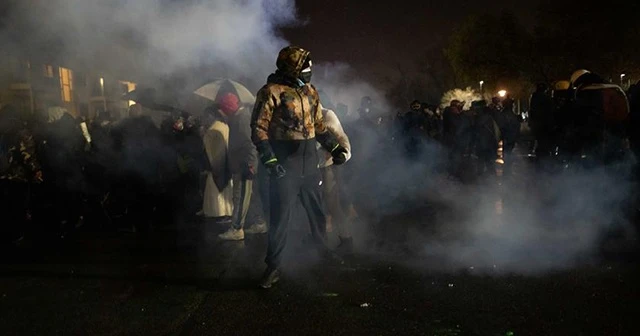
[276,46,311,79]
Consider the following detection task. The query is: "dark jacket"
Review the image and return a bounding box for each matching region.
[529,90,553,130]
[474,108,500,154]
[228,106,258,174]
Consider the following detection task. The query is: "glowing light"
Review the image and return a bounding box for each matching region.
[497,90,507,97]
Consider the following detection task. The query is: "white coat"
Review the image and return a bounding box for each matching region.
[202,119,233,217]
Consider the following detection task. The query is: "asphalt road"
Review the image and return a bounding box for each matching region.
[1,146,639,335]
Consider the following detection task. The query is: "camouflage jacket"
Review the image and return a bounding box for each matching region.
[0,127,42,183]
[251,46,338,164]
[252,78,327,142]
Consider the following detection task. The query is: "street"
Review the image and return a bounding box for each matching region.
[1,153,639,336]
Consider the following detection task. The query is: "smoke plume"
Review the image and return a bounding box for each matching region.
[1,0,298,88]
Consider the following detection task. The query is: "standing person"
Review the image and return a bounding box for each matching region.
[529,83,554,159]
[443,100,464,177]
[217,93,262,240]
[251,46,348,289]
[317,104,353,253]
[472,100,500,176]
[400,100,427,160]
[39,107,86,237]
[111,104,162,233]
[201,105,233,223]
[498,96,521,175]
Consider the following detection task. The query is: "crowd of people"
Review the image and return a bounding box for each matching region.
[0,44,636,288]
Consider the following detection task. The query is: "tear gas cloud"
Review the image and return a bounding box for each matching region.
[343,129,637,274]
[4,1,635,276]
[418,164,635,274]
[1,0,297,87]
[314,62,391,121]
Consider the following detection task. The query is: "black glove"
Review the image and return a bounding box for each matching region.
[265,159,286,179]
[331,146,348,165]
[255,140,286,179]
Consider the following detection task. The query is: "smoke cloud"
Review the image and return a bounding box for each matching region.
[418,163,636,274]
[346,131,638,275]
[4,0,635,278]
[314,62,391,121]
[1,0,298,88]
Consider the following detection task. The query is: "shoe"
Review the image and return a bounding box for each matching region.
[218,228,244,241]
[215,216,233,225]
[195,209,204,216]
[259,267,281,289]
[244,222,268,234]
[336,236,353,254]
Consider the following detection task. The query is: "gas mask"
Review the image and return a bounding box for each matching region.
[299,59,312,84]
[300,67,312,84]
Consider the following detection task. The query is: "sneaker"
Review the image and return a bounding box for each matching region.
[259,267,281,289]
[218,228,244,241]
[244,222,268,234]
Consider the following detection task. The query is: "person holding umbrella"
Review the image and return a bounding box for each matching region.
[251,46,349,289]
[215,92,262,240]
[193,80,268,237]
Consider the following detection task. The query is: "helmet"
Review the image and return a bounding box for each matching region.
[276,46,311,79]
[570,69,590,85]
[554,80,570,90]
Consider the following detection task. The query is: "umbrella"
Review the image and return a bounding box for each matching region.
[193,79,255,104]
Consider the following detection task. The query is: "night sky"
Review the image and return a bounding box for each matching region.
[282,0,538,80]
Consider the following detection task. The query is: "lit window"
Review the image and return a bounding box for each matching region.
[59,67,73,102]
[43,65,54,78]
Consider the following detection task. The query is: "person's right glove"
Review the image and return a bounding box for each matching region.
[264,158,286,179]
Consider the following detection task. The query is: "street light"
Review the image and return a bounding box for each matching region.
[99,77,107,111]
[479,80,484,92]
[620,73,626,86]
[498,90,507,98]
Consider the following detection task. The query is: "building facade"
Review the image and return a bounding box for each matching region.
[1,51,136,120]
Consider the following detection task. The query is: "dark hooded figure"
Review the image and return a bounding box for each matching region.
[111,104,162,233]
[422,103,442,141]
[569,70,628,164]
[251,45,348,289]
[529,83,554,159]
[443,100,469,177]
[493,96,520,175]
[400,100,427,160]
[472,100,500,176]
[39,107,86,237]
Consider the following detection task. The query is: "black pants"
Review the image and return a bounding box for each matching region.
[266,171,329,269]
